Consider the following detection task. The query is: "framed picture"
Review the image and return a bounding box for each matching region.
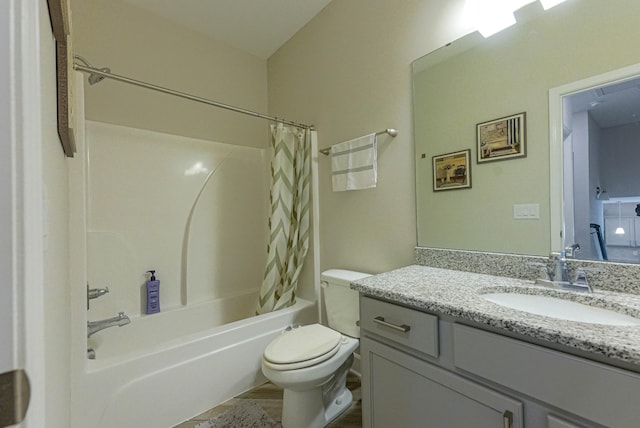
[477,112,526,163]
[432,149,471,191]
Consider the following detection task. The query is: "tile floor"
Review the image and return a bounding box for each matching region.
[174,373,362,427]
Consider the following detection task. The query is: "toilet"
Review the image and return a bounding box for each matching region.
[261,269,371,428]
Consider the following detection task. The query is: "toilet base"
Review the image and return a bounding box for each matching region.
[280,354,355,428]
[324,387,353,425]
[281,386,353,428]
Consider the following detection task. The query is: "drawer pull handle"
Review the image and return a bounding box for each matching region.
[373,316,411,333]
[502,410,513,428]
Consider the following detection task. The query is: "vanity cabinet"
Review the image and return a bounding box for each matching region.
[360,295,640,428]
[360,296,523,428]
[361,337,523,427]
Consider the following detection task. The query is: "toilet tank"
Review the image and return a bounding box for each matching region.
[321,269,371,338]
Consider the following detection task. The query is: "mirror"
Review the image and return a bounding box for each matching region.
[413,0,640,261]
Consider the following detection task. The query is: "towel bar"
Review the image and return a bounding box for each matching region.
[319,128,398,155]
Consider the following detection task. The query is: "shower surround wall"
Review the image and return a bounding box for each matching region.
[85,120,270,320]
[71,102,320,427]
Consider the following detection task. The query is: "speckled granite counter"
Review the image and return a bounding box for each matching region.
[414,246,640,294]
[351,265,640,368]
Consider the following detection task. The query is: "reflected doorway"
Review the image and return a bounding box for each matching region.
[563,75,640,263]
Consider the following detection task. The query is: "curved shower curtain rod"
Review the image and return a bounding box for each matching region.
[72,56,314,131]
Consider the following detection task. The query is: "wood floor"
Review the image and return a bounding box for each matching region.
[174,373,362,427]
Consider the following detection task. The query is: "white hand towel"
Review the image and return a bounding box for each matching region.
[331,133,377,191]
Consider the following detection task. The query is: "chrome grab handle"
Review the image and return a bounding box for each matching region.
[502,410,513,428]
[87,283,109,310]
[373,316,411,333]
[88,286,109,300]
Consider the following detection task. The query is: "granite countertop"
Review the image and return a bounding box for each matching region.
[351,265,640,368]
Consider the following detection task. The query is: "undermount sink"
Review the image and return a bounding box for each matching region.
[482,292,640,326]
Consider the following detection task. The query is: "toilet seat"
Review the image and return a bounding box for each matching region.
[263,324,343,370]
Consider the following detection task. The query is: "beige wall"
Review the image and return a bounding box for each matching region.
[71,0,269,148]
[267,0,471,274]
[70,0,475,282]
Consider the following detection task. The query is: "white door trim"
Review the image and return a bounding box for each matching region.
[1,0,47,426]
[0,0,18,380]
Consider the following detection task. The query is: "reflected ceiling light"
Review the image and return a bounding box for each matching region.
[540,0,566,10]
[465,0,517,38]
[615,201,625,235]
[466,0,565,38]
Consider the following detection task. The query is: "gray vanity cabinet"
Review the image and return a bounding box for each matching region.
[360,295,640,428]
[360,296,524,428]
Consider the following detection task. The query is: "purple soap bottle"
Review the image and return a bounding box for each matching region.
[146,270,160,314]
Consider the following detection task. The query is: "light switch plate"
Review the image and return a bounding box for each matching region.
[513,203,540,219]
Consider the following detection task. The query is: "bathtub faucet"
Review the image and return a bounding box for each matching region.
[87,312,131,338]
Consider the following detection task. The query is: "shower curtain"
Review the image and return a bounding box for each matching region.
[256,123,311,314]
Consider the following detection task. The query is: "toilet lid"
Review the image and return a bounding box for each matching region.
[264,324,342,367]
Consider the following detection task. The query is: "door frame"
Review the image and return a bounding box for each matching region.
[1,0,47,426]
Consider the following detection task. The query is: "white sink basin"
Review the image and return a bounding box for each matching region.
[482,293,640,326]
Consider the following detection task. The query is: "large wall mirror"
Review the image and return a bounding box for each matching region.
[413,0,640,263]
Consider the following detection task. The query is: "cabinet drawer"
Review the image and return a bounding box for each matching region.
[360,296,438,357]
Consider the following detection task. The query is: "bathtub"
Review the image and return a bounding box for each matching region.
[72,294,317,427]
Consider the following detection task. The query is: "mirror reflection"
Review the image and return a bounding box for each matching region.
[413,0,640,262]
[561,74,640,263]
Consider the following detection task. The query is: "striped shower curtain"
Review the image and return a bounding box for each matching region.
[256,123,311,314]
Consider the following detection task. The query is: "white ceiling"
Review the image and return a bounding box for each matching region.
[568,77,640,129]
[120,0,332,59]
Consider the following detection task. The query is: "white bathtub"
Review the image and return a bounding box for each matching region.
[73,294,317,427]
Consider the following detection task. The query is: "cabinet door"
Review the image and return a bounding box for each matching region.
[453,324,640,427]
[361,336,523,428]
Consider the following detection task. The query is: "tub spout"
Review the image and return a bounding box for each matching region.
[87,312,130,338]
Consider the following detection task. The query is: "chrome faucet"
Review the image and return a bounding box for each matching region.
[87,312,130,337]
[551,251,570,283]
[565,243,581,258]
[530,249,599,293]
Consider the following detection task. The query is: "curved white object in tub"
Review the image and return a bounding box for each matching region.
[73,295,316,428]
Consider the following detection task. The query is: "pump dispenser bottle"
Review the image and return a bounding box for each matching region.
[145,270,160,314]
